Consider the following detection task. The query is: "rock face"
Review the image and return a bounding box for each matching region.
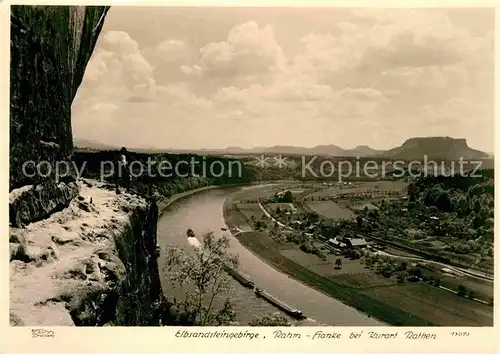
[380,137,488,161]
[9,182,80,228]
[10,5,110,191]
[9,6,171,327]
[9,181,167,326]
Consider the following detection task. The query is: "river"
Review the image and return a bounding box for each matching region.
[157,186,383,326]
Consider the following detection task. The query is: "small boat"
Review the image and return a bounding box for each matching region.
[221,227,227,231]
[186,229,195,238]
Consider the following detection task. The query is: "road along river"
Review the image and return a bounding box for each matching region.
[157,185,383,326]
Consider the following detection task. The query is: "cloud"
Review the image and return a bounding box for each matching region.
[72,102,120,142]
[73,30,160,139]
[180,64,203,76]
[79,30,156,104]
[380,66,449,91]
[411,97,492,147]
[145,39,199,85]
[294,9,492,93]
[152,39,191,63]
[337,87,389,102]
[215,79,335,104]
[99,31,140,54]
[123,53,154,81]
[73,9,493,151]
[419,97,490,129]
[129,77,157,102]
[198,21,287,80]
[157,83,214,110]
[357,15,469,69]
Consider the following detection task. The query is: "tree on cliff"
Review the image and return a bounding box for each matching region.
[164,232,238,325]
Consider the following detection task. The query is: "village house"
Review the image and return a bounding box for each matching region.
[343,237,368,249]
[328,238,346,248]
[306,225,315,232]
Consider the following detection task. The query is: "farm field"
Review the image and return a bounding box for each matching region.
[382,247,423,258]
[228,218,493,325]
[439,277,494,301]
[330,272,398,289]
[265,203,299,214]
[289,189,305,194]
[231,228,432,325]
[307,181,408,199]
[223,181,494,326]
[235,203,266,221]
[233,185,289,201]
[417,264,494,300]
[280,249,330,267]
[362,283,493,326]
[280,248,396,285]
[306,201,355,220]
[350,202,380,210]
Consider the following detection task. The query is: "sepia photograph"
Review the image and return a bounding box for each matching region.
[8,4,494,329]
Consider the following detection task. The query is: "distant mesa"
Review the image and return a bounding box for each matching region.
[378,137,488,161]
[73,136,489,161]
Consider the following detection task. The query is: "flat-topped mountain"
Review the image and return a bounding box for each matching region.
[379,137,488,161]
[72,137,489,160]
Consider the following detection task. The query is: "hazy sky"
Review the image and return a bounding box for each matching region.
[72,7,494,151]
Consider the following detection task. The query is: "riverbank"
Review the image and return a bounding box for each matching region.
[222,187,493,326]
[157,185,220,216]
[157,183,309,323]
[157,185,384,325]
[156,180,312,216]
[221,194,409,326]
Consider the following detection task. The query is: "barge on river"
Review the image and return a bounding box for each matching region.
[223,264,255,289]
[255,288,305,319]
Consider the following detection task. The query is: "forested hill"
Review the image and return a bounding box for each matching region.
[73,151,257,197]
[407,169,494,237]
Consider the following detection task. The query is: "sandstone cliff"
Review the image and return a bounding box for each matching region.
[10,5,109,191]
[9,6,170,326]
[10,180,167,326]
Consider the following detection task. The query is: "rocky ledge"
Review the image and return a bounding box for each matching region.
[9,181,80,228]
[9,179,166,326]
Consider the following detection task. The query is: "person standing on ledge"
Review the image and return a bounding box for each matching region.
[115,147,131,194]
